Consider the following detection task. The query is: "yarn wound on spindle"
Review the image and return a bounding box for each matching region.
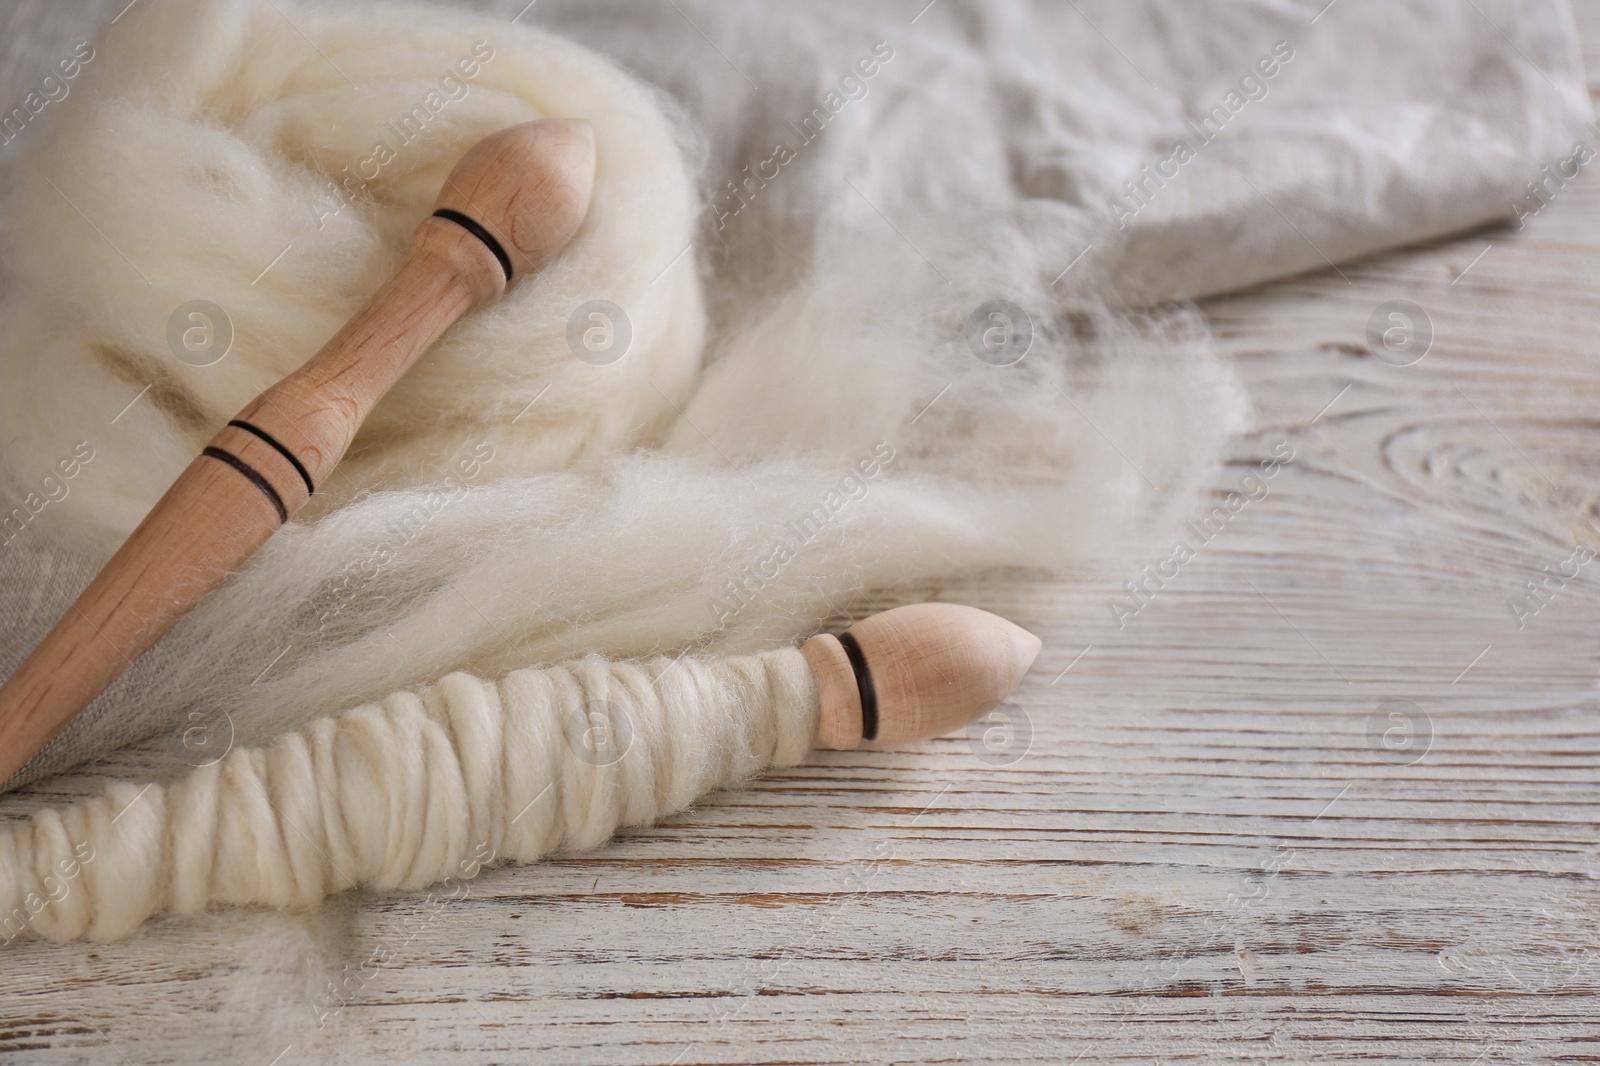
[0,650,816,943]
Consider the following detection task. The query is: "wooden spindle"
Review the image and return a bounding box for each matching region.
[0,119,596,783]
[803,603,1042,749]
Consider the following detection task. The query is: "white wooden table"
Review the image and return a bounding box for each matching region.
[4,3,1600,1063]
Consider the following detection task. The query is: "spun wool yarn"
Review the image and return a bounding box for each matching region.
[0,649,815,943]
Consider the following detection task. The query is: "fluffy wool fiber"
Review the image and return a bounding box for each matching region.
[0,0,705,541]
[0,0,1244,791]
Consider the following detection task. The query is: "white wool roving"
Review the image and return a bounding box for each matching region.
[0,0,1243,800]
[0,0,706,544]
[0,649,816,942]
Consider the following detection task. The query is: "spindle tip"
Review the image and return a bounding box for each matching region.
[803,603,1041,751]
[434,117,596,280]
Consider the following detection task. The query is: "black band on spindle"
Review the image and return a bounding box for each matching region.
[228,420,314,497]
[202,447,288,524]
[836,631,879,742]
[432,208,514,282]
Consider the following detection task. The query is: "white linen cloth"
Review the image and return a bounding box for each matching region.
[525,0,1592,302]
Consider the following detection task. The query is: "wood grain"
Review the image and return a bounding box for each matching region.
[2,4,1599,1065]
